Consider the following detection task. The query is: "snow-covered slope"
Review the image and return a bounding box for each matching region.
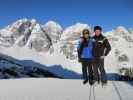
[0,44,82,78]
[0,53,61,79]
[105,26,133,73]
[0,19,133,78]
[0,78,132,100]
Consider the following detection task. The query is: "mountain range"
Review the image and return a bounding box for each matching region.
[0,18,133,79]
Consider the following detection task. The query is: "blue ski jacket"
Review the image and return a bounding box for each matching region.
[77,37,93,59]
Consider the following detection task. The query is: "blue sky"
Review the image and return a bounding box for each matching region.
[0,0,133,31]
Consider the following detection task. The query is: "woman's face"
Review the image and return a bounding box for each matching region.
[83,33,89,39]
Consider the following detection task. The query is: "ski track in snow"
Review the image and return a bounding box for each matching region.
[0,78,132,100]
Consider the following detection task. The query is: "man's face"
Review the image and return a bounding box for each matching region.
[95,30,101,36]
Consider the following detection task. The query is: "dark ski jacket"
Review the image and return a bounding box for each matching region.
[92,34,111,58]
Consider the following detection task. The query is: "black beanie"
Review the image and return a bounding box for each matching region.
[94,26,102,31]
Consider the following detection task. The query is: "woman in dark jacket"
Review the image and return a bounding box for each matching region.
[77,29,94,85]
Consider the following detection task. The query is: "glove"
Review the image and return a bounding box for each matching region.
[100,56,105,59]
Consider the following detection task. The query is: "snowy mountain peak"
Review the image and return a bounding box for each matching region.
[31,23,42,33]
[0,18,53,52]
[61,23,90,41]
[115,26,129,34]
[45,20,62,28]
[43,20,63,42]
[30,19,37,24]
[44,20,63,32]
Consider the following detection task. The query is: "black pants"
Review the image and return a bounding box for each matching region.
[81,60,93,80]
[93,58,107,83]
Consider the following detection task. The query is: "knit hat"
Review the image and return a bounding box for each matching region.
[94,26,102,31]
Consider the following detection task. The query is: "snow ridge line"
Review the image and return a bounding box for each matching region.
[89,85,96,100]
[92,85,96,100]
[89,85,92,100]
[0,54,23,67]
[112,81,123,100]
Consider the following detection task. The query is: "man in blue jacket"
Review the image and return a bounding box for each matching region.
[77,29,94,85]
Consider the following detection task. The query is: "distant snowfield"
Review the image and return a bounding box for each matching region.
[0,42,116,75]
[0,44,82,74]
[0,78,132,100]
